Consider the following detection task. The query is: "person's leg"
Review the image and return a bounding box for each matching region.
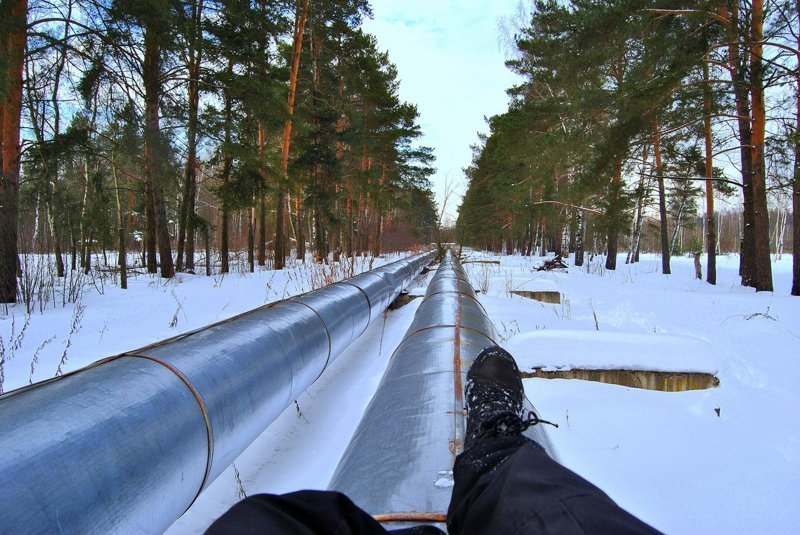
[446,346,661,535]
[205,490,387,535]
[205,490,444,535]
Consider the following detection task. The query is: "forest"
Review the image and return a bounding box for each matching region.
[0,0,438,307]
[457,0,799,295]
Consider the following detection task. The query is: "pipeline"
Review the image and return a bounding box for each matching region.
[0,251,435,533]
[328,252,556,520]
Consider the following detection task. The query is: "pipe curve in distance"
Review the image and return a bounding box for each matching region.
[0,250,435,534]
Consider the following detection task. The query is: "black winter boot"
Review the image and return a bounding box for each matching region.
[464,346,526,450]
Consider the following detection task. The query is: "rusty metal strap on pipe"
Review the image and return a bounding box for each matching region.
[423,290,489,314]
[394,324,498,351]
[452,288,465,457]
[373,513,447,524]
[109,352,215,511]
[340,281,373,335]
[288,299,334,382]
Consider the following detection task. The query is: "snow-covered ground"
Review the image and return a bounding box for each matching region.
[2,251,798,533]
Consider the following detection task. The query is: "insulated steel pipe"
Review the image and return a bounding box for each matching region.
[0,251,435,534]
[328,252,555,520]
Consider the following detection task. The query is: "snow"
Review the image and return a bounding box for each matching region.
[508,330,719,373]
[2,251,798,534]
[469,252,799,534]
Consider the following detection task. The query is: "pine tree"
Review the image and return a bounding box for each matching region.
[0,0,27,303]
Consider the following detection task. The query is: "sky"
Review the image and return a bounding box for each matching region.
[362,1,526,224]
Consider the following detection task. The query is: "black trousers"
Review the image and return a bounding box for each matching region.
[206,436,661,535]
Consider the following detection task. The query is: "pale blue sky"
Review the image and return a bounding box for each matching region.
[362,1,525,222]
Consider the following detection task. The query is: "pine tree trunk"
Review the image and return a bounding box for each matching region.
[703,58,717,285]
[276,0,309,270]
[185,183,197,272]
[605,53,627,271]
[220,59,234,274]
[776,210,787,258]
[143,27,174,278]
[144,182,158,273]
[177,2,203,274]
[51,212,65,277]
[257,122,267,267]
[552,217,562,257]
[723,3,757,287]
[274,190,288,268]
[568,213,576,254]
[258,191,267,266]
[294,197,306,263]
[248,205,255,273]
[654,115,671,275]
[84,229,93,275]
[628,150,647,264]
[204,227,211,276]
[749,0,773,291]
[525,217,534,256]
[345,191,354,258]
[605,156,623,270]
[332,226,341,263]
[574,211,585,267]
[220,206,229,273]
[372,215,382,258]
[313,204,325,262]
[793,12,800,295]
[0,0,26,303]
[112,166,127,289]
[79,159,90,269]
[631,193,646,265]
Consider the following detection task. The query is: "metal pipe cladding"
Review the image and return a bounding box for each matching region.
[0,251,435,533]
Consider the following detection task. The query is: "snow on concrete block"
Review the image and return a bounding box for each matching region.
[506,329,719,374]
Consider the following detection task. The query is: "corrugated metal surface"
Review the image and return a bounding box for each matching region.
[329,252,556,519]
[0,251,434,534]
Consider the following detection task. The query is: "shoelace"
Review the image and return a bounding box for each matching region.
[521,410,559,430]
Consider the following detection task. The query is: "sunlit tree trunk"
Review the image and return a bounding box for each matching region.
[749,0,773,291]
[0,0,27,303]
[275,0,309,269]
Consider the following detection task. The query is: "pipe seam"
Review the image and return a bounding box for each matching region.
[422,290,488,314]
[288,299,334,382]
[117,352,214,508]
[391,325,498,358]
[340,281,373,336]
